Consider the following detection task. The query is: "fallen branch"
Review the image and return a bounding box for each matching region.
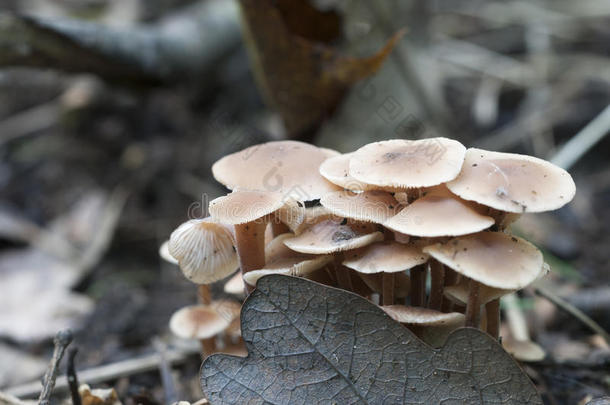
[0,0,240,84]
[38,330,73,405]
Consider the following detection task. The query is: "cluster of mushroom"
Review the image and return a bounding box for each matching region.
[162,138,575,353]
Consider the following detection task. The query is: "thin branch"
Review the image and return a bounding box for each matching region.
[38,330,73,405]
[0,0,240,84]
[66,348,81,405]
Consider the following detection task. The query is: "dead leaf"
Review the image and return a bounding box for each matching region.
[201,275,542,404]
[239,0,403,136]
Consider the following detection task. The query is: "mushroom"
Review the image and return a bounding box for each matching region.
[276,201,338,235]
[320,190,401,225]
[381,305,465,347]
[242,233,333,286]
[168,217,239,353]
[283,219,383,290]
[383,193,495,310]
[169,305,232,353]
[224,272,245,297]
[446,148,576,227]
[209,190,285,290]
[342,241,428,305]
[348,138,467,189]
[319,152,379,191]
[211,140,341,201]
[423,232,544,329]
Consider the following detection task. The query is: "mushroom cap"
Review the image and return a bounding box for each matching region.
[447,148,576,213]
[224,272,245,296]
[444,278,513,305]
[383,195,494,237]
[276,201,338,234]
[423,232,543,289]
[319,153,375,191]
[168,218,237,284]
[211,140,340,201]
[283,219,383,254]
[349,138,467,188]
[342,241,428,274]
[381,305,465,327]
[211,299,241,323]
[320,190,401,224]
[169,305,231,339]
[209,191,285,224]
[502,338,546,362]
[243,234,333,285]
[159,240,178,265]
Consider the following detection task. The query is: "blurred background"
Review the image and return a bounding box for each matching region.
[0,0,608,403]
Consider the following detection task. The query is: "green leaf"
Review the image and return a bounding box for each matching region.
[201,275,542,404]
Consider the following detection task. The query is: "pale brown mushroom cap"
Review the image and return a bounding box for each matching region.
[383,195,494,237]
[243,234,333,285]
[349,138,467,188]
[320,190,401,224]
[169,305,231,339]
[423,232,544,289]
[211,140,340,201]
[502,337,546,362]
[276,200,338,235]
[211,299,241,323]
[444,278,513,306]
[319,153,374,191]
[159,240,178,265]
[381,305,465,327]
[224,272,245,296]
[283,219,383,254]
[168,218,237,284]
[447,148,576,213]
[342,241,428,274]
[209,191,285,225]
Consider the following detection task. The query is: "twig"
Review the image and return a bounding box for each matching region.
[153,339,178,405]
[38,330,73,405]
[550,104,610,170]
[7,346,199,399]
[534,285,610,344]
[66,348,81,405]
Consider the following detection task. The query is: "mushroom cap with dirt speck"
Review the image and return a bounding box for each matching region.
[243,234,333,285]
[320,190,401,224]
[349,138,467,188]
[319,152,377,191]
[384,194,494,237]
[159,240,178,265]
[224,272,245,296]
[169,305,231,339]
[423,232,544,289]
[342,241,428,274]
[444,278,513,306]
[381,305,465,327]
[276,200,338,234]
[211,140,341,201]
[283,219,383,254]
[209,191,285,224]
[447,148,576,213]
[168,218,237,284]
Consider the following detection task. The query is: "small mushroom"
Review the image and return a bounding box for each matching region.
[381,305,465,347]
[343,241,427,305]
[242,233,333,286]
[159,240,178,265]
[169,305,232,340]
[211,140,340,201]
[447,148,576,215]
[276,200,338,235]
[319,152,378,191]
[320,190,401,224]
[502,293,545,361]
[209,191,285,290]
[424,232,544,329]
[224,272,245,296]
[348,138,467,189]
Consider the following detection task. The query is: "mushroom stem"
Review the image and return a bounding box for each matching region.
[465,279,481,327]
[382,273,395,305]
[428,260,444,310]
[234,220,267,292]
[441,268,458,312]
[410,264,427,307]
[335,265,353,292]
[197,285,211,306]
[485,298,501,339]
[271,221,289,237]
